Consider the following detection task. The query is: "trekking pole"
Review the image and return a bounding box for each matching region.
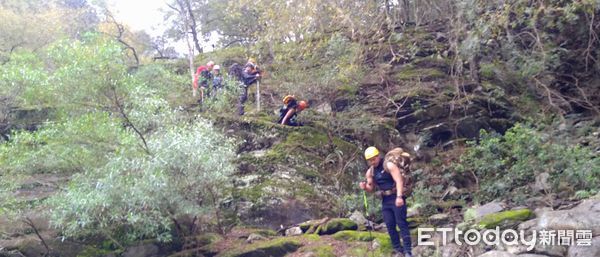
[256,80,260,112]
[363,191,375,257]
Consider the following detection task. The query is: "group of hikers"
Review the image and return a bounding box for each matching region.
[193,59,412,257]
[192,58,308,126]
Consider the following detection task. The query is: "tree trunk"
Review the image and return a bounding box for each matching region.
[403,0,411,23]
[183,0,203,53]
[170,0,196,95]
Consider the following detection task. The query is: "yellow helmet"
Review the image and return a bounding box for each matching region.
[364,146,380,160]
[248,58,256,64]
[283,95,295,105]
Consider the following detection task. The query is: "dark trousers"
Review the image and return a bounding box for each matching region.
[237,86,248,115]
[381,195,412,254]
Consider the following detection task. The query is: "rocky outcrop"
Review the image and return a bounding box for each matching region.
[213,116,363,230]
[534,198,600,235]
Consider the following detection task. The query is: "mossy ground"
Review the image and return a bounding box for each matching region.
[217,237,302,257]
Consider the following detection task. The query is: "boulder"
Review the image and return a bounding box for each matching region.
[428,213,451,226]
[533,173,551,192]
[440,243,462,257]
[247,233,267,243]
[348,211,368,226]
[285,227,303,237]
[465,202,505,221]
[533,245,566,257]
[477,251,518,257]
[535,198,600,235]
[567,236,600,257]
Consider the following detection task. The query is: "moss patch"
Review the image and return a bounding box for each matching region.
[301,233,321,241]
[332,230,387,242]
[336,231,394,256]
[218,237,302,257]
[477,209,534,229]
[319,218,358,235]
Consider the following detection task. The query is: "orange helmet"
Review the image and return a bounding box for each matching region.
[298,101,308,110]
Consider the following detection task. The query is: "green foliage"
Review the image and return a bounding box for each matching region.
[0,112,138,174]
[131,64,190,107]
[0,174,21,217]
[409,186,437,217]
[454,123,600,202]
[339,192,381,221]
[49,119,237,244]
[203,79,243,114]
[0,50,48,108]
[269,33,364,102]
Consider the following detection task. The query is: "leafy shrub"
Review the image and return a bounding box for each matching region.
[453,123,600,203]
[203,79,243,114]
[49,119,237,244]
[0,112,138,174]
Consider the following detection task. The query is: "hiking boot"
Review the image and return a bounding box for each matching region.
[404,252,413,257]
[392,252,405,257]
[392,249,405,257]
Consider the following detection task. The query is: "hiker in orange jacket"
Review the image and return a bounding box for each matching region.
[193,61,215,101]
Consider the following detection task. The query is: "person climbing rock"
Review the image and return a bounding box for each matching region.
[278,95,308,126]
[359,146,413,257]
[193,61,214,102]
[237,59,261,115]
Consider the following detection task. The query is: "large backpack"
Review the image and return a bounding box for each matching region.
[228,63,244,82]
[383,148,413,197]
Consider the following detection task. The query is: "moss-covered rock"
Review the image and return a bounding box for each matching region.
[218,238,302,257]
[331,230,387,242]
[318,218,358,235]
[477,209,534,229]
[407,216,427,229]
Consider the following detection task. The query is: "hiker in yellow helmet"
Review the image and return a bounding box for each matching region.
[359,146,413,257]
